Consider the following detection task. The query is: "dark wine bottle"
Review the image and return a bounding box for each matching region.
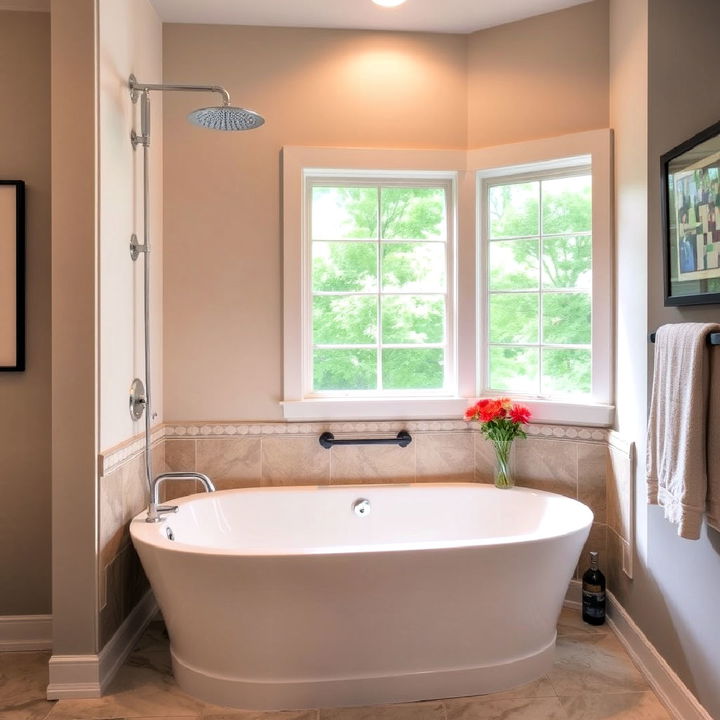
[581,551,606,625]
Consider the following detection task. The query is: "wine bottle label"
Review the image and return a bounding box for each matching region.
[582,589,606,618]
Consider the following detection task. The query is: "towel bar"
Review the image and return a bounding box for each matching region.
[649,331,720,344]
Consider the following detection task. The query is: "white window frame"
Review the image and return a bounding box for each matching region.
[470,129,614,426]
[282,132,614,425]
[282,147,470,420]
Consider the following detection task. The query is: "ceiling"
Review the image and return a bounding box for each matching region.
[148,0,592,35]
[0,0,593,34]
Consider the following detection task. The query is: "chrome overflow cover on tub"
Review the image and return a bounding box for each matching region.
[353,498,371,517]
[165,526,175,541]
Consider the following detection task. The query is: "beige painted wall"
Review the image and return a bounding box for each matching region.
[162,25,469,421]
[51,0,99,654]
[162,3,610,422]
[610,1,720,716]
[99,0,163,452]
[0,10,51,616]
[467,0,609,148]
[643,1,720,715]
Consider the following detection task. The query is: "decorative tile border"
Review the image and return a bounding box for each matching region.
[163,420,607,442]
[165,420,608,442]
[99,426,166,477]
[525,424,608,442]
[164,420,468,438]
[99,419,609,474]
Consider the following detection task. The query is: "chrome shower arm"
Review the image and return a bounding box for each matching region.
[129,75,230,106]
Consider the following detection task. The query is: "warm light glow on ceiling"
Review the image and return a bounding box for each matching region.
[371,0,408,7]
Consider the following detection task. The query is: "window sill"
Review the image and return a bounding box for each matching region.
[281,397,615,426]
[281,398,467,421]
[521,399,614,427]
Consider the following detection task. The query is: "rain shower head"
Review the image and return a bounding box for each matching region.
[187,105,265,131]
[129,75,265,134]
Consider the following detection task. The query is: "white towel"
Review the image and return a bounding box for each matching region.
[647,322,720,540]
[707,341,720,533]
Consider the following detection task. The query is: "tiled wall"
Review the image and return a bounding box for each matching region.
[98,420,631,648]
[515,437,608,579]
[606,433,635,587]
[98,442,163,647]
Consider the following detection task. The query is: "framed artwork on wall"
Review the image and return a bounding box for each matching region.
[0,180,25,371]
[662,119,720,306]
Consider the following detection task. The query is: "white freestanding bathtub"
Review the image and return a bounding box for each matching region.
[130,483,592,710]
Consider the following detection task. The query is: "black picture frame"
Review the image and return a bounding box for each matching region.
[662,119,720,306]
[0,180,25,371]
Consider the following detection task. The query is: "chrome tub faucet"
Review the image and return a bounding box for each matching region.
[146,471,215,523]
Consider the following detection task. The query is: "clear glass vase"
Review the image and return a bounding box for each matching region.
[492,440,514,489]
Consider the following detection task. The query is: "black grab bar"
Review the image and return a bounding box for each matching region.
[319,430,412,450]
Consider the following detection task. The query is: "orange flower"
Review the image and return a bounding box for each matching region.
[477,399,504,422]
[463,404,479,421]
[463,398,531,439]
[509,404,531,424]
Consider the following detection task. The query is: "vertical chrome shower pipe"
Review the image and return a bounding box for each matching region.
[140,89,153,497]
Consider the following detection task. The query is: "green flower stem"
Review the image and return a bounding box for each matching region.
[493,439,513,489]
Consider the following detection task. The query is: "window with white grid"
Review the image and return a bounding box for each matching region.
[482,167,593,399]
[306,177,455,396]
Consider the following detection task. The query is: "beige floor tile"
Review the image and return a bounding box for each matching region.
[444,696,568,720]
[447,676,557,703]
[4,607,673,720]
[0,651,55,720]
[559,691,672,719]
[549,634,648,696]
[1,698,55,720]
[120,716,317,720]
[319,701,443,720]
[556,607,609,637]
[204,712,318,720]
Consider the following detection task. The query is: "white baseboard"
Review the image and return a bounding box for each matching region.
[47,590,156,699]
[0,614,52,651]
[606,591,713,720]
